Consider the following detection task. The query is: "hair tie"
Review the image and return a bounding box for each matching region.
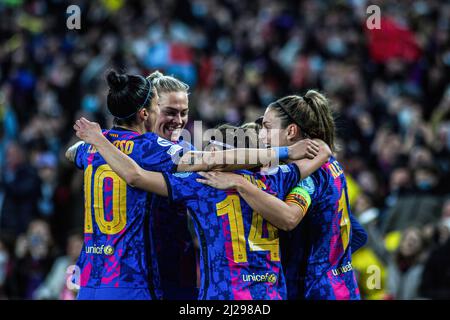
[140,78,153,109]
[110,78,153,120]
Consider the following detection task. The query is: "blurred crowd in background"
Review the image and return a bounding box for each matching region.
[0,0,449,299]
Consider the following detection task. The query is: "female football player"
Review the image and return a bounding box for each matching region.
[72,117,331,299]
[197,91,368,300]
[65,70,320,300]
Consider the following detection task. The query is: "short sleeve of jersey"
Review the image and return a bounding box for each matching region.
[162,172,201,203]
[262,164,301,197]
[74,142,87,169]
[138,133,184,173]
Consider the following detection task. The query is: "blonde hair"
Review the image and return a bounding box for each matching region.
[146,71,189,94]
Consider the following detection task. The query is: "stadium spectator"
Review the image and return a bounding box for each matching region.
[385,227,428,300]
[33,232,82,300]
[12,219,57,299]
[0,142,41,238]
[419,199,450,299]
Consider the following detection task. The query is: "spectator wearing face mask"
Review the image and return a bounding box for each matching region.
[382,165,443,234]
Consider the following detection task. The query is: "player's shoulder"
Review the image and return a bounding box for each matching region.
[166,171,204,190]
[296,158,336,196]
[132,132,162,143]
[75,141,91,156]
[134,133,180,149]
[296,175,317,195]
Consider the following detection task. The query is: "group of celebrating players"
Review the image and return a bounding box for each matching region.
[65,69,367,300]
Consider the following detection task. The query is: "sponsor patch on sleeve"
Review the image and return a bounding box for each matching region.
[167,144,183,156]
[173,172,193,178]
[157,137,173,147]
[298,176,315,195]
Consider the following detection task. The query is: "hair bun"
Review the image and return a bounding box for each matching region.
[107,70,128,91]
[146,70,164,83]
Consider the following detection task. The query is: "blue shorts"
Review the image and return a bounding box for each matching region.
[77,287,153,300]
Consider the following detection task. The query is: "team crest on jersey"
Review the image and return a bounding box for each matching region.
[173,172,193,178]
[157,137,173,147]
[299,176,315,194]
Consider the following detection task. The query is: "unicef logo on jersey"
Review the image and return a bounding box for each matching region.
[85,244,114,255]
[157,137,173,147]
[242,273,278,284]
[267,274,278,284]
[104,245,114,256]
[299,177,315,194]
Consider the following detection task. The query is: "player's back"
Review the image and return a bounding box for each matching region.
[74,128,182,300]
[163,164,301,300]
[296,156,360,300]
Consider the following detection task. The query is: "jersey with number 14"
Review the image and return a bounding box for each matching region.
[163,164,301,300]
[74,128,183,299]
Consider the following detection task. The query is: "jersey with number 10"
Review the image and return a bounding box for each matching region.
[74,128,183,299]
[163,164,301,300]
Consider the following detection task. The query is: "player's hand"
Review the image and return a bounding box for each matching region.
[196,171,246,190]
[73,117,103,146]
[312,138,332,158]
[288,138,320,160]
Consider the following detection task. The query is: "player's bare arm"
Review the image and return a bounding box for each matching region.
[175,138,320,172]
[71,117,320,173]
[197,140,331,231]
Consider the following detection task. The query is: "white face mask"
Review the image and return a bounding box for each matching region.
[0,251,8,286]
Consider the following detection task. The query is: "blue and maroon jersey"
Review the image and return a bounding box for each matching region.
[162,164,301,300]
[152,139,198,299]
[283,156,360,300]
[74,128,183,299]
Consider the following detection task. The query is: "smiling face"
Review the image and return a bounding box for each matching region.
[154,91,189,142]
[259,107,290,148]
